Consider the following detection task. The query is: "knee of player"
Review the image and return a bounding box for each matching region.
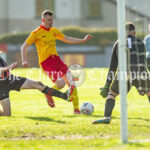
[107,90,118,99]
[57,82,65,89]
[0,111,11,116]
[32,81,44,88]
[37,81,44,87]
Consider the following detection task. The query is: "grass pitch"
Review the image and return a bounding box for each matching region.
[0,68,150,150]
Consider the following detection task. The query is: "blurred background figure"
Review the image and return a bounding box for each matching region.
[144,24,150,70]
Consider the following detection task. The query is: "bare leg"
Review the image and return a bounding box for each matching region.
[20,79,45,91]
[54,78,66,89]
[0,98,11,116]
[52,74,80,113]
[92,90,118,124]
[62,74,80,113]
[53,72,73,88]
[21,79,56,107]
[20,79,68,101]
[62,74,70,87]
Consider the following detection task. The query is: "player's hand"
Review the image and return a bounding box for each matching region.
[83,34,93,42]
[8,62,18,70]
[100,84,109,98]
[22,61,29,68]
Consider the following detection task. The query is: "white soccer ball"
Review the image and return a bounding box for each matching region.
[80,102,94,115]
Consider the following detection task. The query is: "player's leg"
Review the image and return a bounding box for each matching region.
[92,89,118,124]
[93,78,131,124]
[104,90,117,120]
[92,75,120,124]
[146,91,150,102]
[56,55,80,114]
[47,55,80,114]
[39,56,67,108]
[54,77,75,101]
[0,98,11,116]
[54,78,66,89]
[52,72,80,114]
[44,79,65,108]
[40,55,79,112]
[20,79,69,101]
[62,74,80,114]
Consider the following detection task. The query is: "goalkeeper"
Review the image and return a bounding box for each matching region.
[0,56,72,116]
[93,22,150,124]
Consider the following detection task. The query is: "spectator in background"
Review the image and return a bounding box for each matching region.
[144,24,150,70]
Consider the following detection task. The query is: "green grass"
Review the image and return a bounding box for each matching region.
[0,68,150,150]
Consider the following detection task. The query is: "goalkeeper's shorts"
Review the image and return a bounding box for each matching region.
[111,74,150,96]
[0,75,26,100]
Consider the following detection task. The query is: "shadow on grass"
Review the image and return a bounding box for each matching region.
[111,116,150,122]
[128,117,150,122]
[129,124,150,128]
[25,116,66,124]
[64,114,103,118]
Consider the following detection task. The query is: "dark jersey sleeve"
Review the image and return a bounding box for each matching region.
[0,56,9,78]
[105,41,118,88]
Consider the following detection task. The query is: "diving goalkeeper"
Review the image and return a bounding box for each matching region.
[93,22,150,124]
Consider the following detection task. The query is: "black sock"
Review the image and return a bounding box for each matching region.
[42,86,67,100]
[104,98,115,118]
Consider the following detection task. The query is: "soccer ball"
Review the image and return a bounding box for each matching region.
[80,102,94,115]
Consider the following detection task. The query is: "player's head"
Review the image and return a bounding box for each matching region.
[126,22,136,36]
[42,10,53,28]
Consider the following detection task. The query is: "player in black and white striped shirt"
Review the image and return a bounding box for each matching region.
[93,22,150,124]
[0,56,72,116]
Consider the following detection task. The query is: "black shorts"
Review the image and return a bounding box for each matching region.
[111,74,150,96]
[0,75,27,100]
[111,76,131,94]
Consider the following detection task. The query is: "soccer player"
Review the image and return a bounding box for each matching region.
[0,55,72,116]
[21,10,92,114]
[93,22,150,124]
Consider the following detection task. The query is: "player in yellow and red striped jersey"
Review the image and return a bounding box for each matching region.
[21,10,92,114]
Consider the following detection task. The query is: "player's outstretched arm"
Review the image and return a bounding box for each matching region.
[100,41,118,98]
[21,42,30,68]
[0,62,18,72]
[60,34,93,44]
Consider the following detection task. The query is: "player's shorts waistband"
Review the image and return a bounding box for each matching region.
[44,55,58,62]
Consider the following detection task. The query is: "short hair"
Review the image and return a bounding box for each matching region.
[126,22,135,31]
[42,10,53,19]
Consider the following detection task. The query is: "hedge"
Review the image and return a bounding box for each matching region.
[0,26,146,46]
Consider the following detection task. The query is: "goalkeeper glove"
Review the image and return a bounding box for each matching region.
[100,84,109,98]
